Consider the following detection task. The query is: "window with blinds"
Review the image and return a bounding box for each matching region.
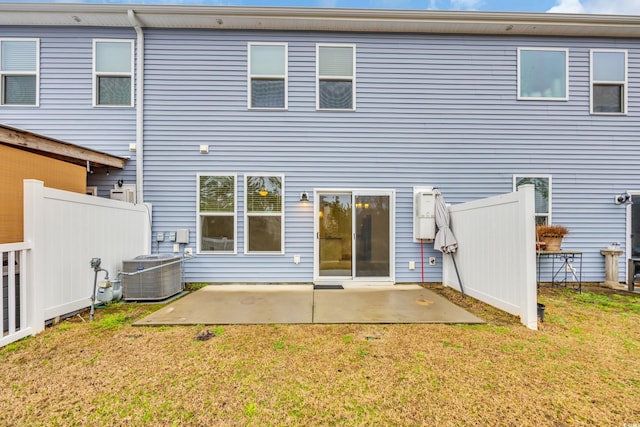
[591,49,627,114]
[248,43,287,109]
[198,174,237,253]
[317,44,355,110]
[0,39,38,106]
[245,175,284,253]
[93,39,133,107]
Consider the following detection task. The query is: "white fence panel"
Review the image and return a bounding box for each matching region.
[24,179,151,322]
[1,242,33,347]
[444,185,537,329]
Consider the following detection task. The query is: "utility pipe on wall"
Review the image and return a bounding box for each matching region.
[128,9,144,204]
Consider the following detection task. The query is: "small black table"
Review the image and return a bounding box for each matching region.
[537,250,582,292]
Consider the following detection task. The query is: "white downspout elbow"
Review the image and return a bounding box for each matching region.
[128,9,144,203]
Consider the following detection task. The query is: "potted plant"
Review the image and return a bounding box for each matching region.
[536,224,569,251]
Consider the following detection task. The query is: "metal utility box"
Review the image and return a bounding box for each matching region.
[122,254,182,300]
[413,187,436,241]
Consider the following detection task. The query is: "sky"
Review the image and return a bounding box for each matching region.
[3,0,640,15]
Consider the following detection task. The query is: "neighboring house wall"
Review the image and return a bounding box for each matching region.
[2,23,638,283]
[0,145,85,243]
[0,26,137,196]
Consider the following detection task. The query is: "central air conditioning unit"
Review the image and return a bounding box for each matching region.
[122,254,182,300]
[110,184,136,204]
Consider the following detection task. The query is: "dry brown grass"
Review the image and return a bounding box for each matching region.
[1,284,639,426]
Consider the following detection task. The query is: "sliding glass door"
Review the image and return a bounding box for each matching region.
[318,193,352,277]
[354,194,390,278]
[316,190,393,282]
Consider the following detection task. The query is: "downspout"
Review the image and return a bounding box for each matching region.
[128,9,144,203]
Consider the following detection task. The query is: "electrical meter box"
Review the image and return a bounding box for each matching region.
[176,228,189,244]
[413,187,436,241]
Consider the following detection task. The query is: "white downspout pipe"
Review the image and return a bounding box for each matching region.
[128,9,144,203]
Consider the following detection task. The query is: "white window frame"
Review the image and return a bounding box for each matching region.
[92,39,134,108]
[513,175,552,225]
[517,47,569,101]
[197,173,237,255]
[316,43,356,111]
[247,42,288,110]
[244,173,285,255]
[0,38,40,107]
[590,49,628,115]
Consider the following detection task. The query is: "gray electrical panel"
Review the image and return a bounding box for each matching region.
[176,229,189,244]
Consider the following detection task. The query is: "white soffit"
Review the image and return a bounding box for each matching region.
[1,4,640,38]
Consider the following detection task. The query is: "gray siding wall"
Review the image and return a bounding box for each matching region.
[0,26,137,195]
[3,25,638,283]
[143,29,640,283]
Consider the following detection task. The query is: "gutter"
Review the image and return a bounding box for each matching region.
[2,4,640,37]
[127,9,144,204]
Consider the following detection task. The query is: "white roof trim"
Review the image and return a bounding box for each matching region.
[1,4,640,37]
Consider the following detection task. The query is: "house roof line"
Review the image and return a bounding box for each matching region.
[1,3,640,38]
[0,124,127,170]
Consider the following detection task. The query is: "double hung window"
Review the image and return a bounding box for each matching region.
[514,175,551,225]
[591,49,627,114]
[517,48,568,100]
[245,175,284,253]
[93,39,133,107]
[317,44,355,110]
[248,43,287,109]
[198,174,237,254]
[0,39,39,106]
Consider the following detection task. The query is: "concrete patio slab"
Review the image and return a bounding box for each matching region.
[133,284,484,326]
[313,284,483,324]
[134,284,314,325]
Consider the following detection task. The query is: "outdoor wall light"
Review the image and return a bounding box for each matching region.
[615,192,631,205]
[199,145,209,154]
[300,192,310,203]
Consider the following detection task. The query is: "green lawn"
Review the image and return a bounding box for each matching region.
[1,285,638,426]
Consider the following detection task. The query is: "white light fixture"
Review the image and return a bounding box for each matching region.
[300,192,310,203]
[199,145,209,154]
[129,143,136,152]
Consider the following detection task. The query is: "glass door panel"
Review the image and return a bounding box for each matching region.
[632,195,640,257]
[355,195,390,277]
[318,194,352,277]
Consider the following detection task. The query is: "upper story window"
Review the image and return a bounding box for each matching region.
[317,44,355,110]
[198,174,237,254]
[93,39,133,107]
[514,175,551,225]
[248,43,287,109]
[517,48,568,101]
[591,49,627,114]
[0,39,39,106]
[245,174,284,254]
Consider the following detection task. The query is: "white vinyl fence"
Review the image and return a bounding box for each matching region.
[443,185,538,330]
[1,242,33,346]
[1,180,151,347]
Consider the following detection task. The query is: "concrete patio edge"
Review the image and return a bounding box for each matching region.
[133,284,484,325]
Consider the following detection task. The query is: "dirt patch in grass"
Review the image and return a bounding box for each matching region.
[1,286,639,426]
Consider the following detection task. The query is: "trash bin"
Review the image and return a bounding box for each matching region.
[537,303,545,322]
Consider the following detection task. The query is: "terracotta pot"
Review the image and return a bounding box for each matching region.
[540,236,562,251]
